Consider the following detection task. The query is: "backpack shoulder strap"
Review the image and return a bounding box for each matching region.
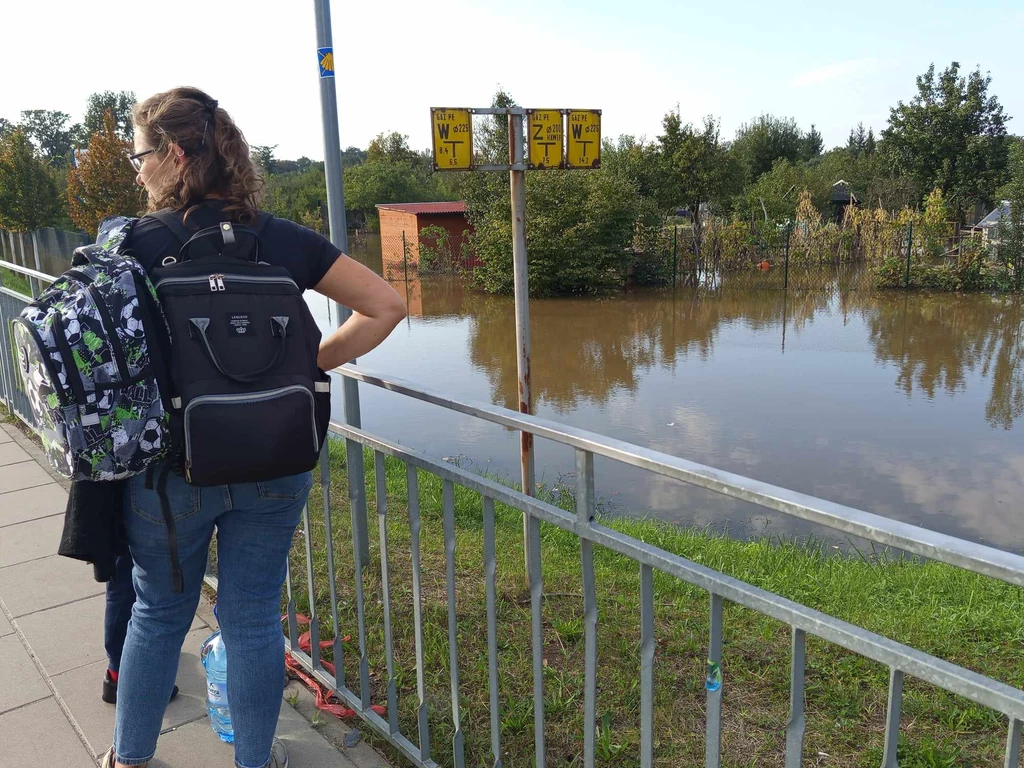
[148,209,193,246]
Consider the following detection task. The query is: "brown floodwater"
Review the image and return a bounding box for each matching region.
[309,255,1024,552]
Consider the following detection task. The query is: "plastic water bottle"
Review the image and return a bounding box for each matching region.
[201,629,233,743]
[705,659,722,692]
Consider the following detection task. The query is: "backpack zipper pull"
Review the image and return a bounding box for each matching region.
[216,275,226,291]
[208,276,217,292]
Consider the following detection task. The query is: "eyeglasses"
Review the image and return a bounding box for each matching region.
[128,149,156,171]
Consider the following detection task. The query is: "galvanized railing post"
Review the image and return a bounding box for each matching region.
[406,465,431,762]
[785,627,806,767]
[705,593,724,768]
[442,480,466,767]
[319,444,346,689]
[640,564,655,768]
[347,440,371,710]
[483,497,503,768]
[528,511,546,768]
[576,449,598,767]
[375,451,400,734]
[882,667,904,768]
[301,502,321,670]
[1007,718,1022,768]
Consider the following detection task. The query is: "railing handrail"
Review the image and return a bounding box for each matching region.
[334,363,1024,588]
[328,418,1024,721]
[0,257,55,284]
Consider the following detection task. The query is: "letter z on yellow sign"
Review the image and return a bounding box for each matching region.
[431,108,473,171]
[566,110,601,169]
[527,110,563,169]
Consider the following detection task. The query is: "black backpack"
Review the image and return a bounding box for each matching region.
[149,210,331,487]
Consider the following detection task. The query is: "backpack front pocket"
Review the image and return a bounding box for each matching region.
[183,385,318,485]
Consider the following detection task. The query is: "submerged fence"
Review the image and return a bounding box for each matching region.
[2,253,1023,766]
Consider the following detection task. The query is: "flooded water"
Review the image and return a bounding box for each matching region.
[309,257,1024,552]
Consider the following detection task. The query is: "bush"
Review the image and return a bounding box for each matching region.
[468,170,639,296]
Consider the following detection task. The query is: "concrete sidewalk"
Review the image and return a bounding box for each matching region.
[0,421,388,768]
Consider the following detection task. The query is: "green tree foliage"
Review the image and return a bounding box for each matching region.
[660,113,742,250]
[83,91,135,141]
[883,62,1009,221]
[469,170,639,296]
[66,112,141,236]
[0,129,61,230]
[251,144,278,175]
[996,143,1024,288]
[344,132,444,226]
[0,118,14,138]
[602,135,670,210]
[19,109,82,168]
[262,162,328,232]
[801,124,824,162]
[732,114,803,183]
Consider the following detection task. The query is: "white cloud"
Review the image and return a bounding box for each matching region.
[790,58,879,88]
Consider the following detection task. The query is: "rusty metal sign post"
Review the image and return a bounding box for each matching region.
[431,106,601,574]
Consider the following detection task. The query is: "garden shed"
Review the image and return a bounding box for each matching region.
[376,202,476,274]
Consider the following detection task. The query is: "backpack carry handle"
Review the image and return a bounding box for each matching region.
[188,316,289,384]
[149,211,268,264]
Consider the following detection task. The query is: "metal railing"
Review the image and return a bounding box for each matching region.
[2,255,1023,766]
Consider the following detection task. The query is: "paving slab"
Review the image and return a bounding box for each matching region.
[149,695,360,768]
[0,426,12,443]
[0,513,65,567]
[0,440,31,466]
[0,610,11,637]
[0,697,95,768]
[0,459,53,494]
[0,633,50,714]
[0,483,67,527]
[53,627,213,758]
[17,593,106,675]
[0,554,103,617]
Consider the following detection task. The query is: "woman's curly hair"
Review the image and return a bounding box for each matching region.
[133,87,263,224]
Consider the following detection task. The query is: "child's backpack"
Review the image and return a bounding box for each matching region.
[12,217,170,481]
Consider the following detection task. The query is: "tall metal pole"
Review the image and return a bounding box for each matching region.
[313,0,368,562]
[904,221,913,291]
[509,113,535,575]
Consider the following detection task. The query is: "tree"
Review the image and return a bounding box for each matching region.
[731,114,803,182]
[66,112,141,236]
[996,143,1024,289]
[602,134,671,210]
[0,129,61,230]
[864,128,877,156]
[83,91,135,141]
[19,109,82,168]
[847,123,867,157]
[251,144,278,175]
[344,131,442,225]
[801,124,824,162]
[660,113,741,253]
[0,118,13,138]
[883,62,1010,222]
[469,170,639,295]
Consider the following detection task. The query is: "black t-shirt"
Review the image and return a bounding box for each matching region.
[126,201,342,292]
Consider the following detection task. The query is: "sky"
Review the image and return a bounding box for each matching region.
[2,0,1023,161]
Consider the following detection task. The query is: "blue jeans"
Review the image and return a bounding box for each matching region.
[113,465,311,768]
[105,554,136,672]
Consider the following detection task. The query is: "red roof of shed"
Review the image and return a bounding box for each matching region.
[375,201,467,215]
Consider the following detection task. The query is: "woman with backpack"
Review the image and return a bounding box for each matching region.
[102,87,407,768]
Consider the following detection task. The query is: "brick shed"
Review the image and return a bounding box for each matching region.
[376,202,477,274]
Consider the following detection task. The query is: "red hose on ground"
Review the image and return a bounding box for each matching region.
[282,613,387,720]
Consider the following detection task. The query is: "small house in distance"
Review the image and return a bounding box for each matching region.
[376,202,476,277]
[830,180,858,223]
[976,201,1011,247]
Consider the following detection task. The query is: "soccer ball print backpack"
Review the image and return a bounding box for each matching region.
[12,216,170,481]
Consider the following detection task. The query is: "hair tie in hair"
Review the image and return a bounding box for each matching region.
[206,99,218,114]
